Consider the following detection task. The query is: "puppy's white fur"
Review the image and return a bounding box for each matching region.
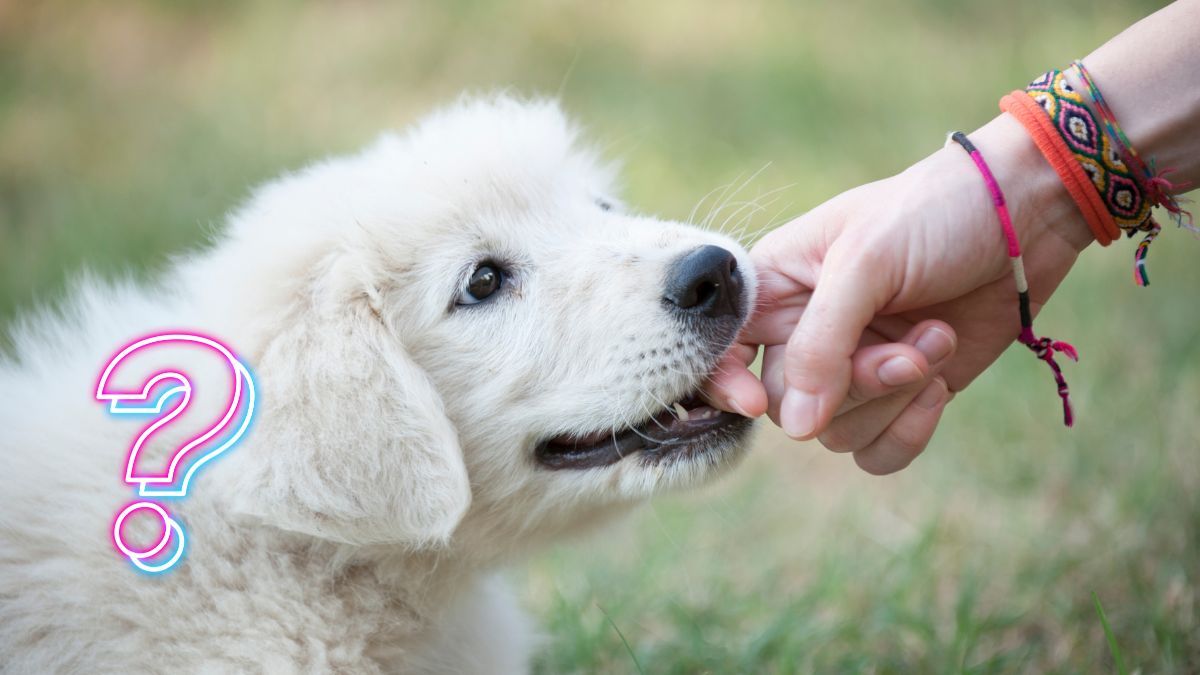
[0,96,755,673]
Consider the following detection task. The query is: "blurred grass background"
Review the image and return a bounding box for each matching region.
[1,0,1195,672]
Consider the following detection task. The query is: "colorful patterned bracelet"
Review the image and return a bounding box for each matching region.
[1004,65,1195,285]
[1072,60,1192,224]
[1026,69,1155,233]
[999,90,1120,246]
[949,131,1078,427]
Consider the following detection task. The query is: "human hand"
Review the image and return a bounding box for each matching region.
[708,114,1094,473]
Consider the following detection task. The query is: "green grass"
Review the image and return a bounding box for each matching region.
[2,1,1195,672]
[1095,592,1129,675]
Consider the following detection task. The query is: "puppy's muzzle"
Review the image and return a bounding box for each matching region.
[663,245,743,319]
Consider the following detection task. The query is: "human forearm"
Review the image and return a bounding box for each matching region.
[1072,0,1200,186]
[955,0,1200,259]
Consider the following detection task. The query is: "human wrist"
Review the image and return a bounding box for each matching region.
[968,113,1095,255]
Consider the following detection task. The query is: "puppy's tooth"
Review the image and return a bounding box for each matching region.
[672,402,689,422]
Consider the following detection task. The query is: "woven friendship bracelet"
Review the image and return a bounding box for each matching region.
[999,91,1120,246]
[1026,69,1155,233]
[949,131,1078,427]
[1026,68,1162,285]
[1072,60,1161,285]
[1072,60,1193,225]
[1071,60,1196,286]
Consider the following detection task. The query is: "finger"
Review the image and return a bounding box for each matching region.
[820,384,922,453]
[820,322,957,453]
[838,320,957,416]
[761,344,787,426]
[765,327,908,427]
[779,257,886,440]
[704,344,767,417]
[837,342,928,415]
[852,378,952,475]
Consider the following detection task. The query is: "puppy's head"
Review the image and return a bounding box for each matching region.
[219,96,757,552]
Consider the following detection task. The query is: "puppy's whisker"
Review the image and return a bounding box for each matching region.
[609,427,625,460]
[637,397,672,433]
[636,378,666,402]
[600,381,667,445]
[624,378,671,429]
[713,183,793,236]
[555,47,582,99]
[703,163,772,232]
[702,180,752,232]
[656,362,718,381]
[734,190,792,242]
[699,170,748,230]
[759,204,803,238]
[595,382,628,459]
[714,200,769,238]
[688,178,741,227]
[727,199,776,236]
[733,200,795,249]
[711,194,779,246]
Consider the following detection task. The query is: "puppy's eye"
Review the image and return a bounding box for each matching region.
[458,263,503,305]
[595,197,613,212]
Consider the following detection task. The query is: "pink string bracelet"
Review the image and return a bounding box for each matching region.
[948,131,1079,427]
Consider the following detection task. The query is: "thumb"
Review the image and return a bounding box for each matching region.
[779,258,885,439]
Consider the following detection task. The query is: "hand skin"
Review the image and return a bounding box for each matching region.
[707,0,1200,474]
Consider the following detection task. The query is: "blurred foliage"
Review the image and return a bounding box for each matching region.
[1,1,1194,672]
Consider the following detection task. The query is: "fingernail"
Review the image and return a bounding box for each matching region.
[780,388,818,438]
[728,398,752,418]
[877,356,923,387]
[914,327,954,366]
[915,379,947,410]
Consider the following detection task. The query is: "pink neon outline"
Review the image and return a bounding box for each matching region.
[114,374,191,482]
[95,332,242,493]
[112,501,173,559]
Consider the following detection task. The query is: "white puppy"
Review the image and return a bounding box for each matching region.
[0,96,757,673]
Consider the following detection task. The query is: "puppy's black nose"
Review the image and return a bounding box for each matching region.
[664,245,742,318]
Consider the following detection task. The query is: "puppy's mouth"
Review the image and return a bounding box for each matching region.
[535,391,752,470]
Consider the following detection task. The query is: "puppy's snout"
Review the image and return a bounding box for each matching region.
[663,245,742,319]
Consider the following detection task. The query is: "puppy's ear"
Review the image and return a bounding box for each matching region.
[225,275,470,547]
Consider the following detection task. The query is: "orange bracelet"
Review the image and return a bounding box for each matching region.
[999,91,1120,246]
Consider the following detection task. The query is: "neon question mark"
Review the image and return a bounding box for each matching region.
[111,502,187,574]
[96,332,255,573]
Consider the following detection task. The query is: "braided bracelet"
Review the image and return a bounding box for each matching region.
[948,131,1078,427]
[999,90,1120,246]
[1026,69,1154,233]
[1011,66,1194,286]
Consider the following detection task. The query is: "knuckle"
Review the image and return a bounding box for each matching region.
[817,423,861,454]
[844,371,880,404]
[783,335,825,365]
[783,341,840,387]
[880,421,932,460]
